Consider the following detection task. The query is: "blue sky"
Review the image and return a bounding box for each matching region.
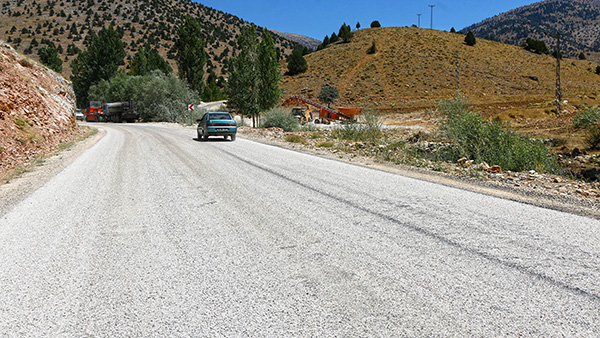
[196,0,541,40]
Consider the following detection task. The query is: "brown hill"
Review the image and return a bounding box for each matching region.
[0,0,297,77]
[270,30,321,50]
[462,0,600,61]
[280,27,600,114]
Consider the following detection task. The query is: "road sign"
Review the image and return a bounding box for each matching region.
[188,104,194,111]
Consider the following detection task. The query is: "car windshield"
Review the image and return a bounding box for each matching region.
[209,113,232,120]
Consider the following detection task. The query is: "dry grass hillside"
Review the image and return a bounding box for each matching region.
[0,40,82,179]
[281,27,600,152]
[281,27,600,114]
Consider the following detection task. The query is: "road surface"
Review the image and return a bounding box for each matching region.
[1,123,599,337]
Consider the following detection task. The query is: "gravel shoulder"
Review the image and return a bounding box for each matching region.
[238,126,600,220]
[0,125,105,215]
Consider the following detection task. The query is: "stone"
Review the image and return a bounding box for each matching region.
[487,165,502,173]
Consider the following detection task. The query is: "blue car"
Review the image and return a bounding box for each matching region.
[197,112,237,141]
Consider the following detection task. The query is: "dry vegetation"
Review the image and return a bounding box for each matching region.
[280,27,600,167]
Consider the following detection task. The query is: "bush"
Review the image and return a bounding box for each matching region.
[438,95,557,173]
[465,31,476,46]
[88,70,200,123]
[585,123,600,149]
[573,108,599,129]
[285,134,306,144]
[367,41,376,54]
[333,111,383,143]
[370,21,381,28]
[260,108,300,132]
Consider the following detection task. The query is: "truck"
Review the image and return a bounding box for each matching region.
[102,101,138,123]
[84,100,138,123]
[281,95,362,124]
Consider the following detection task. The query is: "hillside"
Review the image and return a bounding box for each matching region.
[280,27,600,115]
[0,0,297,77]
[0,40,82,178]
[462,0,600,61]
[270,30,321,50]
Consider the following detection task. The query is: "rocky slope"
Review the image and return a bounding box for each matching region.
[270,30,321,50]
[462,0,600,61]
[0,40,81,180]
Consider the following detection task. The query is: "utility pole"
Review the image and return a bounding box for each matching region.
[417,14,422,28]
[429,5,435,29]
[555,31,562,116]
[455,50,460,92]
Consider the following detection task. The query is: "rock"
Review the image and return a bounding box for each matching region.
[580,168,600,181]
[572,148,583,157]
[553,177,563,183]
[487,165,502,173]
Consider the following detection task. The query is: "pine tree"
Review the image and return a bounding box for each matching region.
[330,32,339,43]
[38,43,63,72]
[71,25,125,107]
[370,21,381,28]
[579,52,586,60]
[356,22,361,30]
[465,31,476,46]
[174,16,206,95]
[286,49,308,76]
[339,23,353,43]
[367,41,376,54]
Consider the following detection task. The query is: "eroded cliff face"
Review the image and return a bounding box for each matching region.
[0,40,80,178]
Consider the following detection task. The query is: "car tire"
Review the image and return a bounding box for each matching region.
[230,134,236,141]
[197,130,201,140]
[202,132,209,141]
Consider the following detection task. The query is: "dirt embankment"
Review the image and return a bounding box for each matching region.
[0,40,83,180]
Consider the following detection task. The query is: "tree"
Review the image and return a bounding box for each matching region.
[71,25,125,107]
[370,21,381,28]
[174,16,206,95]
[465,31,476,46]
[330,32,339,43]
[130,46,172,76]
[596,65,600,75]
[356,22,361,30]
[38,43,63,72]
[257,30,281,111]
[579,52,587,60]
[338,23,353,43]
[524,38,549,54]
[228,26,260,126]
[367,41,376,54]
[317,84,339,108]
[286,49,308,75]
[450,27,456,33]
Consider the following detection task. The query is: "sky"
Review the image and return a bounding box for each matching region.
[196,0,542,40]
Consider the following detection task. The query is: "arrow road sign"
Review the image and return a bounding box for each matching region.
[188,104,194,111]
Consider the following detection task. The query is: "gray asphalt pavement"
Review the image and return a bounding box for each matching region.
[1,122,599,337]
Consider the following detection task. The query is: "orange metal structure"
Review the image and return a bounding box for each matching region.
[84,101,104,122]
[281,95,362,123]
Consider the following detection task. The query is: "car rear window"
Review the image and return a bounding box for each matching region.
[209,113,232,120]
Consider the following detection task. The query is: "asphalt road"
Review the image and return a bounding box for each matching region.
[1,123,599,337]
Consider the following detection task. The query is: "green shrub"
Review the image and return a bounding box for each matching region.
[333,111,383,142]
[438,95,557,173]
[260,108,300,132]
[585,123,600,149]
[573,108,599,129]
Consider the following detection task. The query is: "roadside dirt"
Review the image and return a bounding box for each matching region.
[239,126,600,220]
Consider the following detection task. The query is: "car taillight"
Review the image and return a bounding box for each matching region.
[208,122,236,126]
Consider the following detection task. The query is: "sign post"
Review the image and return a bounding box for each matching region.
[188,104,194,125]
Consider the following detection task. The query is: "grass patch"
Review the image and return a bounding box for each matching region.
[285,134,307,144]
[573,108,599,129]
[436,95,558,173]
[261,108,300,132]
[332,111,383,142]
[585,123,600,149]
[317,141,335,148]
